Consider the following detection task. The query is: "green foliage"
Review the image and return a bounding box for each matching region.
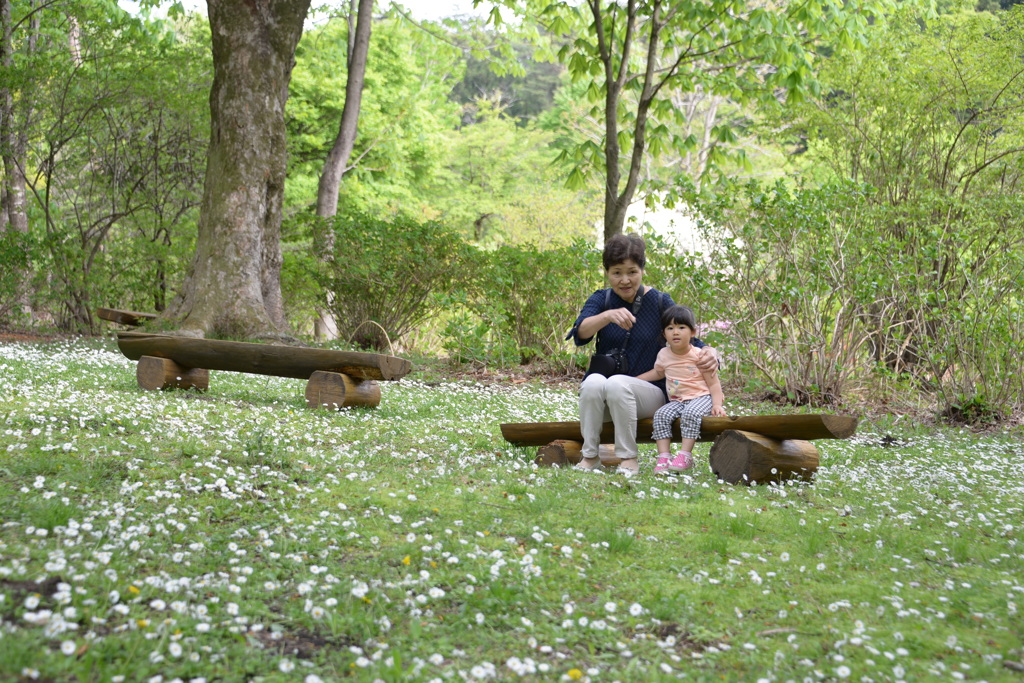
[448,34,564,124]
[0,229,33,324]
[683,182,878,406]
[6,4,209,330]
[941,393,1004,425]
[312,213,477,351]
[787,6,1024,415]
[287,20,597,246]
[803,6,1024,207]
[680,178,1024,417]
[498,0,894,236]
[286,16,463,215]
[428,100,601,245]
[440,239,603,367]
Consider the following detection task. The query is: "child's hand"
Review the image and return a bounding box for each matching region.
[711,405,727,417]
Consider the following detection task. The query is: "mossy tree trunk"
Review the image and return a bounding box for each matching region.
[1,0,35,315]
[0,0,27,236]
[165,0,310,338]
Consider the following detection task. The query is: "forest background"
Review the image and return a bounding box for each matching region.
[1,0,1024,424]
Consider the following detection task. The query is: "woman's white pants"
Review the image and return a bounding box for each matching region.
[578,374,666,460]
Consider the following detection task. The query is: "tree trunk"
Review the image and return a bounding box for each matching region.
[597,0,665,242]
[313,0,372,341]
[594,0,633,242]
[163,0,310,339]
[315,0,372,218]
[1,0,32,238]
[1,0,36,317]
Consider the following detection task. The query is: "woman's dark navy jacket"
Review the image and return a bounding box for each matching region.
[566,287,705,395]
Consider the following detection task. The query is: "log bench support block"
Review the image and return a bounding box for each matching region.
[535,440,619,468]
[305,370,381,410]
[137,355,209,392]
[709,429,819,486]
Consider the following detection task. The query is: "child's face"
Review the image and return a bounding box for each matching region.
[664,321,694,352]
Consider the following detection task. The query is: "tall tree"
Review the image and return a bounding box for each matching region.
[311,0,372,340]
[164,0,310,338]
[0,0,36,262]
[316,0,373,218]
[497,0,892,240]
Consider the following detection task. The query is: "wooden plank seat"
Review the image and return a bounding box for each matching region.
[97,307,159,327]
[501,414,858,486]
[116,332,412,410]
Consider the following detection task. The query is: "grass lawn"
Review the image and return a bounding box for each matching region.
[1,337,1022,682]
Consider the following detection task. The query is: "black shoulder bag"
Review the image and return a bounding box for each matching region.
[584,287,646,378]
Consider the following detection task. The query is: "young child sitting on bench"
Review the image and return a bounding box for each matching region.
[635,305,726,474]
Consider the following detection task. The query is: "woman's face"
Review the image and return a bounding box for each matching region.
[606,259,644,302]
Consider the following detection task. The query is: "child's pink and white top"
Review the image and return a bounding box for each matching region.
[653,346,718,402]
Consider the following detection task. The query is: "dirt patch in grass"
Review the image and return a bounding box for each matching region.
[0,331,68,344]
[249,627,357,658]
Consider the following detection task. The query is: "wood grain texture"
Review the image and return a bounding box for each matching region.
[117,332,412,381]
[305,370,381,409]
[97,308,158,326]
[501,414,857,447]
[136,355,209,391]
[709,429,819,485]
[534,440,619,467]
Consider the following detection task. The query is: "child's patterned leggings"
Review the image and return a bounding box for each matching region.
[651,394,714,441]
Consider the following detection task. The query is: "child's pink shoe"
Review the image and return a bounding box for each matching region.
[668,451,694,473]
[654,456,671,475]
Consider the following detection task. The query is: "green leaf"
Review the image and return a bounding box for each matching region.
[565,166,588,190]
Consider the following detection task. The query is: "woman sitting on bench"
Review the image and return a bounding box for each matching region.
[565,234,718,475]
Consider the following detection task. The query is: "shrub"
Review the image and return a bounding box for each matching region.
[686,182,882,406]
[314,213,476,352]
[440,239,603,368]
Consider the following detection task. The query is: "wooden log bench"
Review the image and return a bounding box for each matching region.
[115,331,412,410]
[501,414,858,485]
[97,307,159,327]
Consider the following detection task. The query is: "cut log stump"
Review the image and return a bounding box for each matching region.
[137,355,209,391]
[709,429,818,486]
[305,370,381,410]
[534,440,619,468]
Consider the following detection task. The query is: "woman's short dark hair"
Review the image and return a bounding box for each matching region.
[661,304,697,332]
[603,233,646,271]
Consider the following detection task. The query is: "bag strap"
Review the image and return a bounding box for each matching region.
[620,286,645,354]
[598,286,646,354]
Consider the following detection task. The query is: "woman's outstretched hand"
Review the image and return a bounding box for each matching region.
[604,308,636,330]
[696,346,719,372]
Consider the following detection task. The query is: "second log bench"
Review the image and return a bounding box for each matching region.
[500,414,858,485]
[115,331,412,410]
[97,307,159,327]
